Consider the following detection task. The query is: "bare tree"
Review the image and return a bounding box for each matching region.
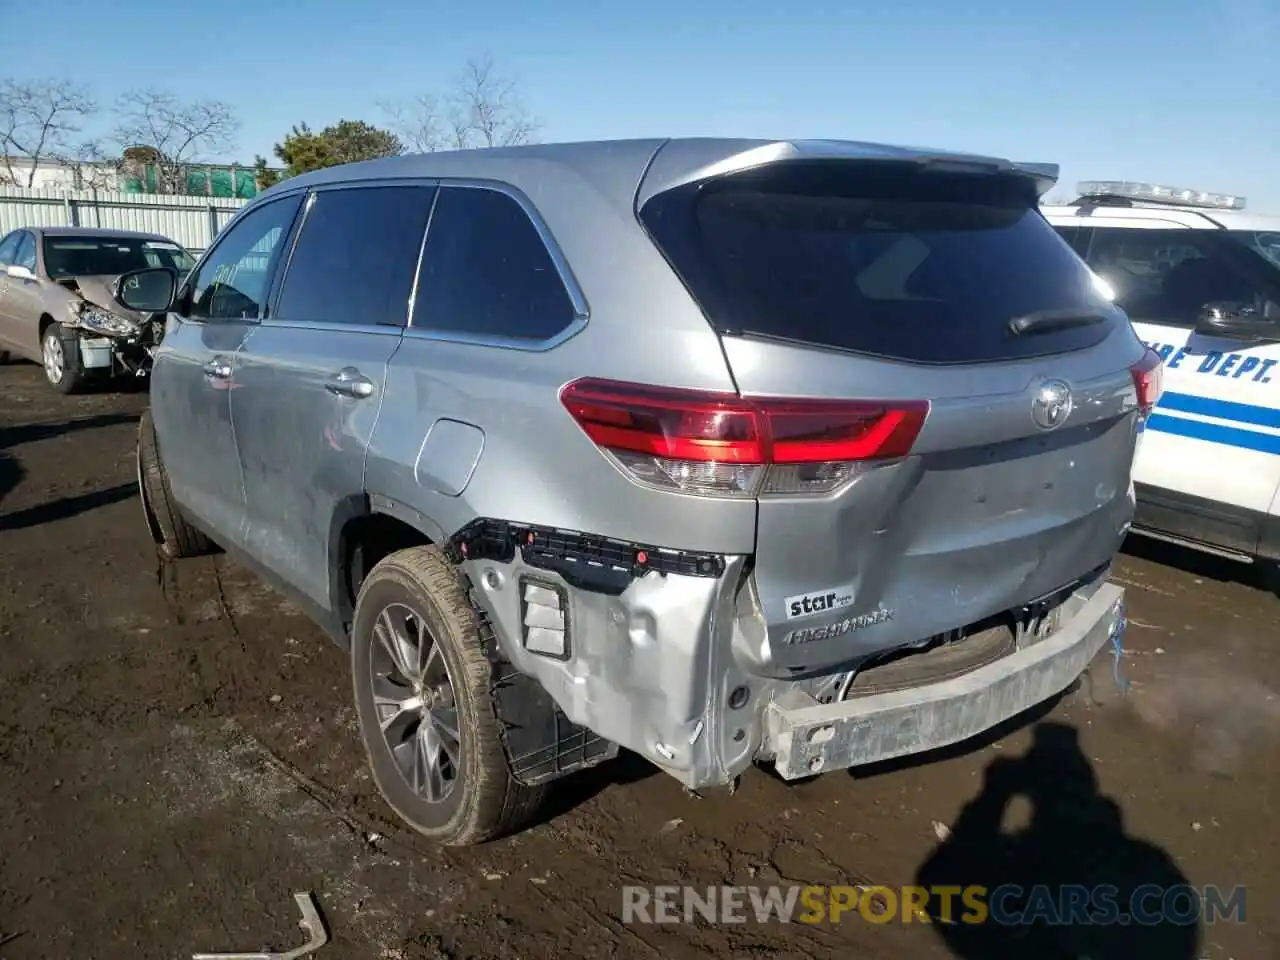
[448,55,539,149]
[383,55,540,154]
[0,78,98,187]
[111,89,239,194]
[69,139,118,190]
[379,93,447,153]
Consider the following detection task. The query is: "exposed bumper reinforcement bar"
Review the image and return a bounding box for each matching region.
[766,582,1125,779]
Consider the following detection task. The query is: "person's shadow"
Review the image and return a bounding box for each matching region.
[916,722,1200,959]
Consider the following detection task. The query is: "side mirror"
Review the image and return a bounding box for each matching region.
[1193,300,1280,342]
[5,264,37,282]
[115,266,177,313]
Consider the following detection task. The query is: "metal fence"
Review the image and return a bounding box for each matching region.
[0,187,249,254]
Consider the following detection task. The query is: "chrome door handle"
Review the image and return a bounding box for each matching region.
[203,356,233,379]
[325,367,375,399]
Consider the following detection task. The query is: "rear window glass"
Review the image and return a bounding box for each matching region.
[640,163,1119,364]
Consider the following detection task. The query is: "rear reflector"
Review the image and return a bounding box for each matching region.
[1130,347,1164,417]
[560,378,928,497]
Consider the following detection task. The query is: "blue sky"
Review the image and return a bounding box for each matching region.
[3,0,1277,207]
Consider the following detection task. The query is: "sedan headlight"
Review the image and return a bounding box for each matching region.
[69,302,141,337]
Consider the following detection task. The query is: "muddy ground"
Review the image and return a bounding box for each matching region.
[0,359,1277,959]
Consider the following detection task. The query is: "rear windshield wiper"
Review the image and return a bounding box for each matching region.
[1008,308,1109,336]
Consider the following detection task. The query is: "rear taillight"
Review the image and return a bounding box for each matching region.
[559,378,929,498]
[1130,347,1164,418]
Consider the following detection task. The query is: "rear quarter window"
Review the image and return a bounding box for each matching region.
[641,162,1121,364]
[410,185,577,342]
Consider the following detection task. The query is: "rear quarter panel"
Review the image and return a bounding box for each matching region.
[364,165,756,554]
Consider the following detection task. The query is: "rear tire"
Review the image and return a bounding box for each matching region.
[137,409,214,559]
[351,545,547,845]
[41,323,86,394]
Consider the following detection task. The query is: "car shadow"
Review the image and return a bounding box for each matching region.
[532,748,660,827]
[0,452,24,509]
[1120,533,1277,593]
[0,482,138,532]
[0,412,140,449]
[915,721,1200,958]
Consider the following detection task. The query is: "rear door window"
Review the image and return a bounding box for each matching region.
[410,185,577,341]
[640,163,1118,364]
[275,185,436,327]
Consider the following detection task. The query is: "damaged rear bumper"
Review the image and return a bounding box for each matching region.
[451,517,1124,792]
[764,582,1126,779]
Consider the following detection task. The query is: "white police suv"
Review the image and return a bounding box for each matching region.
[1043,181,1280,565]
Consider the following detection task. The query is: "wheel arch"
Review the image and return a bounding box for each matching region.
[331,493,450,641]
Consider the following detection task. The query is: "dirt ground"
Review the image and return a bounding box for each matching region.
[1,360,1277,960]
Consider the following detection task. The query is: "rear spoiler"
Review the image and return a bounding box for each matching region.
[638,139,1061,205]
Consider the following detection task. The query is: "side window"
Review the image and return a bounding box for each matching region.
[188,195,302,320]
[1057,225,1093,257]
[1087,228,1265,328]
[1053,225,1080,248]
[274,185,436,327]
[14,232,36,271]
[0,232,20,266]
[411,186,577,341]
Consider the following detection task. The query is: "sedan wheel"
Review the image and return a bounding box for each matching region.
[40,323,85,394]
[42,330,65,385]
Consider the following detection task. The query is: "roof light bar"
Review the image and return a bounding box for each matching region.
[1077,180,1246,211]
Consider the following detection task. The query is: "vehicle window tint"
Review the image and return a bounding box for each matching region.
[1052,224,1093,257]
[411,186,576,341]
[43,236,186,278]
[14,233,36,271]
[275,186,435,327]
[1054,225,1080,246]
[1230,230,1280,269]
[640,163,1117,364]
[0,232,19,265]
[189,195,301,320]
[1086,228,1270,328]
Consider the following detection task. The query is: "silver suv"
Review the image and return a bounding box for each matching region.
[126,139,1160,846]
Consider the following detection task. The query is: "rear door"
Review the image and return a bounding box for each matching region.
[231,182,436,611]
[1082,224,1280,555]
[640,161,1147,675]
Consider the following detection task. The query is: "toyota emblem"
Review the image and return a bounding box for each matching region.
[1032,380,1073,430]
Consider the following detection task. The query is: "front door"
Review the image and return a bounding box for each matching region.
[150,193,304,543]
[0,231,21,352]
[231,183,436,612]
[1083,223,1280,554]
[5,232,45,360]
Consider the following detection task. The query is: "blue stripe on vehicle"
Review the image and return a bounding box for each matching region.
[1157,392,1280,429]
[1146,413,1280,455]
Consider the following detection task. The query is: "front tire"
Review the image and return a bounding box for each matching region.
[137,409,214,559]
[351,546,546,845]
[41,323,86,394]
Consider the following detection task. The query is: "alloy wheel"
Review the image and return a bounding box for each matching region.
[368,602,461,803]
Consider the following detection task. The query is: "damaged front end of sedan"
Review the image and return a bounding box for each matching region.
[58,276,167,378]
